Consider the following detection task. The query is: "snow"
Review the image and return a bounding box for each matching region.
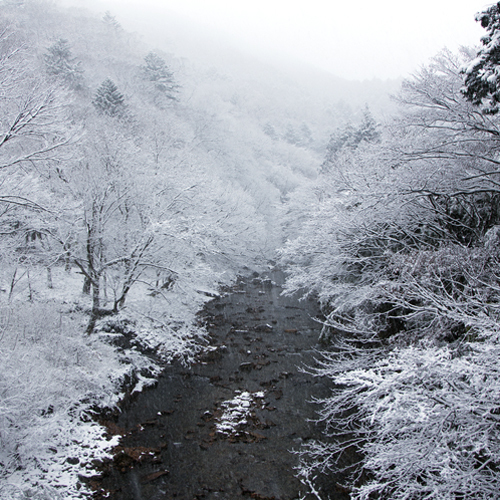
[0,266,212,498]
[131,373,158,394]
[215,390,267,437]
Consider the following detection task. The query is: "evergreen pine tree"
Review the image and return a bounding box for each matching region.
[321,106,380,173]
[356,106,380,144]
[44,38,84,90]
[102,11,121,30]
[140,52,179,102]
[462,2,500,114]
[93,79,126,118]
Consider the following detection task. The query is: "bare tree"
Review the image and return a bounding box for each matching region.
[0,26,72,172]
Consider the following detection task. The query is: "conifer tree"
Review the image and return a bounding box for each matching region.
[44,38,84,90]
[92,78,126,118]
[356,105,380,144]
[462,2,500,113]
[102,11,121,30]
[140,52,179,102]
[321,106,379,172]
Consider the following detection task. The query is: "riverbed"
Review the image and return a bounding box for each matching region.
[91,271,347,500]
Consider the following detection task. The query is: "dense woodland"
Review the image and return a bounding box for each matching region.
[281,4,500,498]
[2,0,500,499]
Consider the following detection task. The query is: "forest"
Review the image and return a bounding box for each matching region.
[1,0,500,499]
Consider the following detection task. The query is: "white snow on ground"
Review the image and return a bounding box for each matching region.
[0,266,218,499]
[215,390,266,437]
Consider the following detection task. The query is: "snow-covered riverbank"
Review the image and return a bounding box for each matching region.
[0,266,218,499]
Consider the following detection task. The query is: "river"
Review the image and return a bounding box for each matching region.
[91,271,347,500]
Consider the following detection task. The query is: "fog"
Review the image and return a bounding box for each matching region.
[62,0,487,80]
[4,1,500,498]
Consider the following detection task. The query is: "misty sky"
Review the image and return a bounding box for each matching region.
[65,0,488,80]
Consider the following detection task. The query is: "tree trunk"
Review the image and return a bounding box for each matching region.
[114,282,131,312]
[47,266,53,289]
[82,275,91,295]
[86,274,100,334]
[27,269,33,302]
[8,268,17,302]
[65,253,72,273]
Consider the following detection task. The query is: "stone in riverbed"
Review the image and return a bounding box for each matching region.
[254,324,273,332]
[141,470,169,483]
[239,361,254,371]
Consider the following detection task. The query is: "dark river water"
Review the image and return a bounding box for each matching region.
[91,271,348,500]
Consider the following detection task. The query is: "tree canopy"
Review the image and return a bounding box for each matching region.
[462,2,500,113]
[140,51,180,105]
[44,38,84,89]
[93,78,126,117]
[321,106,380,172]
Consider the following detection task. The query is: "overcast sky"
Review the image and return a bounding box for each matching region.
[64,0,489,80]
